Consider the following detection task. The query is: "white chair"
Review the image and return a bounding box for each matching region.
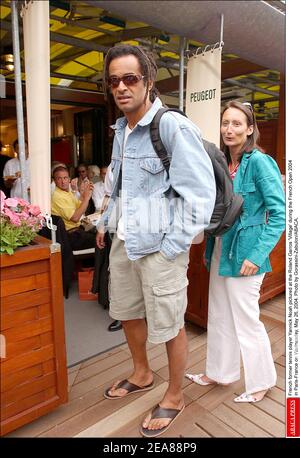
[72,247,95,256]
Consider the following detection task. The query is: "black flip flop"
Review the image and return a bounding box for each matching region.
[140,404,185,437]
[104,379,154,400]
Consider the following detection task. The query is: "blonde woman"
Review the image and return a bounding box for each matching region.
[88,165,101,183]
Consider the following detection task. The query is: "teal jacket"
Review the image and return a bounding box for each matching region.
[205,149,285,277]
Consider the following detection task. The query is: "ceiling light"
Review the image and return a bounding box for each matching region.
[1,54,14,72]
[58,78,72,87]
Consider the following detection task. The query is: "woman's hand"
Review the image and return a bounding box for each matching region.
[240,259,259,276]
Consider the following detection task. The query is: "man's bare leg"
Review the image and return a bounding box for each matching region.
[107,319,153,397]
[142,327,187,431]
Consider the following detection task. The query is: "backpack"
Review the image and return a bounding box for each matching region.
[150,107,244,237]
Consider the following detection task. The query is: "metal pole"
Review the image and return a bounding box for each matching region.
[11,0,27,201]
[224,78,278,97]
[44,214,60,253]
[220,14,224,46]
[179,36,185,111]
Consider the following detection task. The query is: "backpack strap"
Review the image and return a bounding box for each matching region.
[150,107,187,176]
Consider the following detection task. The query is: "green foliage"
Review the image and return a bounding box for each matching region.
[0,192,44,256]
[0,217,38,255]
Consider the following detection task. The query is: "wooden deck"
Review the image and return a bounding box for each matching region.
[6,294,286,438]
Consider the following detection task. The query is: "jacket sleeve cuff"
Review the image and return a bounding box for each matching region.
[160,238,179,260]
[96,215,106,232]
[246,251,264,268]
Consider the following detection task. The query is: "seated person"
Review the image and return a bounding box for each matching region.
[3,139,30,201]
[51,166,95,251]
[88,165,101,184]
[70,163,89,199]
[100,166,108,183]
[51,161,68,194]
[0,140,11,197]
[92,165,110,212]
[71,163,95,215]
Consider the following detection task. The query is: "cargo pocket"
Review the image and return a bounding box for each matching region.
[152,276,188,330]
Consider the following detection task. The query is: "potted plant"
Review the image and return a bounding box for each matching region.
[0,191,68,436]
[0,191,44,255]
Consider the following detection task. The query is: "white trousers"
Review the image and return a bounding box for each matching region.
[206,238,277,394]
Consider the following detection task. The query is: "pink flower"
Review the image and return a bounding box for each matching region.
[5,197,19,208]
[18,211,30,219]
[0,196,44,254]
[17,198,30,207]
[28,204,41,217]
[4,207,21,226]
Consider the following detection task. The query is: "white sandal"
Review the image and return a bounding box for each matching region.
[185,373,216,386]
[234,390,268,403]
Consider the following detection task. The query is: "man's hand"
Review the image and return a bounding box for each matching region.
[82,181,94,200]
[240,259,259,276]
[96,229,106,249]
[71,181,94,223]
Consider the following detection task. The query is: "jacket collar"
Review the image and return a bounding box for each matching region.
[110,97,163,131]
[233,149,258,191]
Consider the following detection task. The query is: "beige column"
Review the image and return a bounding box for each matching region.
[22,0,50,214]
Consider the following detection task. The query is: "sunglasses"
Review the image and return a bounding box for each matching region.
[243,102,254,112]
[107,74,145,88]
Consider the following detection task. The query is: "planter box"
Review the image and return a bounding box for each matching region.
[0,236,68,436]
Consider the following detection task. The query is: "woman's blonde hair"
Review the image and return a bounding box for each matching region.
[88,165,100,177]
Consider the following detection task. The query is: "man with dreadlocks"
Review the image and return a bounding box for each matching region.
[96,44,215,437]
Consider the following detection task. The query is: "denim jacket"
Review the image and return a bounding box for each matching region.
[205,149,285,276]
[99,98,216,261]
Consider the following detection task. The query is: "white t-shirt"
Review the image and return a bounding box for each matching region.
[92,180,106,211]
[106,124,132,240]
[3,157,31,201]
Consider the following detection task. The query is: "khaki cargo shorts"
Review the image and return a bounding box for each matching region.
[109,236,189,344]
